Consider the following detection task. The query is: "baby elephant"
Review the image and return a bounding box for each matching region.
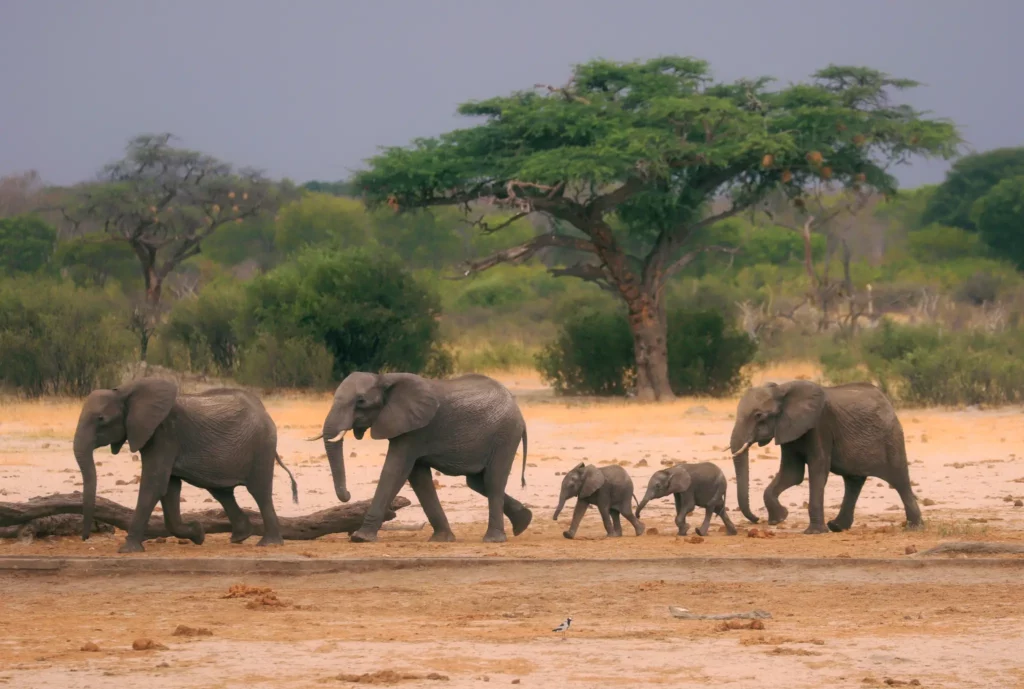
[637,462,737,537]
[553,462,645,539]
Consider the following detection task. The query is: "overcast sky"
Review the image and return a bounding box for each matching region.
[2,0,1021,188]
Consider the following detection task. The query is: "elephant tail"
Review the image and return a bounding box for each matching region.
[632,493,640,510]
[275,453,299,504]
[520,427,528,489]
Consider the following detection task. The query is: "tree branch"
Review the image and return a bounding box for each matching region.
[459,211,530,235]
[661,245,741,286]
[449,233,596,279]
[547,262,618,293]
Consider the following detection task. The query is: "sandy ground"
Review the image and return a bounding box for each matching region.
[2,364,1024,687]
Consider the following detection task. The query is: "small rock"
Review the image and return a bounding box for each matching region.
[80,642,99,652]
[426,674,449,681]
[132,639,168,651]
[687,535,704,544]
[905,545,918,555]
[172,625,212,637]
[156,662,170,668]
[176,539,191,545]
[432,479,444,488]
[1015,500,1023,507]
[645,527,659,536]
[635,459,648,467]
[512,680,521,685]
[154,537,167,544]
[922,498,935,506]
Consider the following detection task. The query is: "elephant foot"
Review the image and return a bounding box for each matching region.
[694,527,708,537]
[904,519,925,531]
[482,529,507,543]
[230,523,254,544]
[827,519,850,533]
[766,507,789,525]
[428,530,457,543]
[510,508,533,536]
[188,523,205,545]
[634,524,646,537]
[606,531,622,538]
[256,535,284,547]
[118,540,145,554]
[350,529,379,543]
[803,523,830,535]
[562,530,576,540]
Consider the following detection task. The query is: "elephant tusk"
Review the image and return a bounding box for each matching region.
[306,433,324,442]
[731,441,751,457]
[327,430,347,443]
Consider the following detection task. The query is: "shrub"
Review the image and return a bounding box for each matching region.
[158,280,246,375]
[54,237,140,289]
[235,334,335,390]
[242,247,451,379]
[905,224,984,263]
[0,215,57,276]
[536,304,757,397]
[821,320,1024,406]
[0,278,135,396]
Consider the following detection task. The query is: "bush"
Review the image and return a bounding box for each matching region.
[905,224,984,263]
[242,247,451,379]
[235,334,335,390]
[157,280,246,375]
[536,304,757,397]
[54,237,140,289]
[821,320,1024,406]
[0,215,57,276]
[0,278,135,396]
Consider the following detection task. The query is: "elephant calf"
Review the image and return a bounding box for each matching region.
[553,463,644,539]
[637,462,737,537]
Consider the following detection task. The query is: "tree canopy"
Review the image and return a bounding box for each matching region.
[354,57,961,400]
[971,175,1024,268]
[922,147,1024,231]
[0,214,57,275]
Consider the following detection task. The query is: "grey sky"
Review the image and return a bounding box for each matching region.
[3,0,1021,188]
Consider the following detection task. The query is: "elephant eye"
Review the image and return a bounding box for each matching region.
[754,411,765,420]
[355,396,366,408]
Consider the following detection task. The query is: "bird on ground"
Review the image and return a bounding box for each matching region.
[552,616,572,640]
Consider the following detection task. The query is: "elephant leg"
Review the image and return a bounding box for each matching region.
[674,493,695,536]
[597,502,617,537]
[803,455,830,535]
[466,474,532,536]
[828,475,866,532]
[352,448,414,543]
[764,450,805,525]
[563,500,589,539]
[160,477,204,545]
[889,437,924,530]
[209,487,253,543]
[621,501,645,536]
[611,510,623,536]
[408,463,455,542]
[893,477,924,530]
[245,457,285,547]
[717,504,738,536]
[695,506,714,537]
[120,449,174,553]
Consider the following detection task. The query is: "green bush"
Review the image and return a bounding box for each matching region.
[905,224,984,263]
[0,278,135,396]
[54,237,140,289]
[158,280,246,375]
[536,304,757,397]
[0,215,57,276]
[235,334,335,390]
[821,320,1024,406]
[242,247,451,379]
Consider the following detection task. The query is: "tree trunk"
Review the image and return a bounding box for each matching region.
[627,295,674,402]
[0,493,412,541]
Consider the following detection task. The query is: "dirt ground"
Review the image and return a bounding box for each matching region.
[2,364,1024,687]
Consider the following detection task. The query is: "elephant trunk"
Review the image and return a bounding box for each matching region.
[731,421,759,524]
[72,427,97,541]
[553,491,569,521]
[324,435,351,503]
[636,492,652,518]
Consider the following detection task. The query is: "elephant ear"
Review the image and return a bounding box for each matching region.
[371,373,440,440]
[775,380,826,445]
[580,465,605,499]
[668,467,692,494]
[119,378,178,453]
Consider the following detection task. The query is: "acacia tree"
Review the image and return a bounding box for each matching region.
[64,134,288,307]
[355,58,959,400]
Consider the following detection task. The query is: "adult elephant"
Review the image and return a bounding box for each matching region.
[728,380,922,534]
[311,372,531,543]
[73,378,298,553]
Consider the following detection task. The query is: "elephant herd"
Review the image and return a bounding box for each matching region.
[72,372,924,553]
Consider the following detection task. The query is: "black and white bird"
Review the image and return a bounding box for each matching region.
[552,616,572,640]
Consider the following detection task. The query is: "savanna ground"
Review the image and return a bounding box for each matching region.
[2,363,1024,688]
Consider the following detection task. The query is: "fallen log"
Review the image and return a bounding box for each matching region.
[0,492,412,541]
[914,541,1024,557]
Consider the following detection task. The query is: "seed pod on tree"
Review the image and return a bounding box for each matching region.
[781,170,793,183]
[820,166,833,179]
[761,154,774,168]
[806,151,824,166]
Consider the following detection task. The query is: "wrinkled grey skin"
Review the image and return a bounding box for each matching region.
[553,463,645,539]
[315,372,531,544]
[636,462,738,537]
[729,380,923,534]
[73,378,298,553]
